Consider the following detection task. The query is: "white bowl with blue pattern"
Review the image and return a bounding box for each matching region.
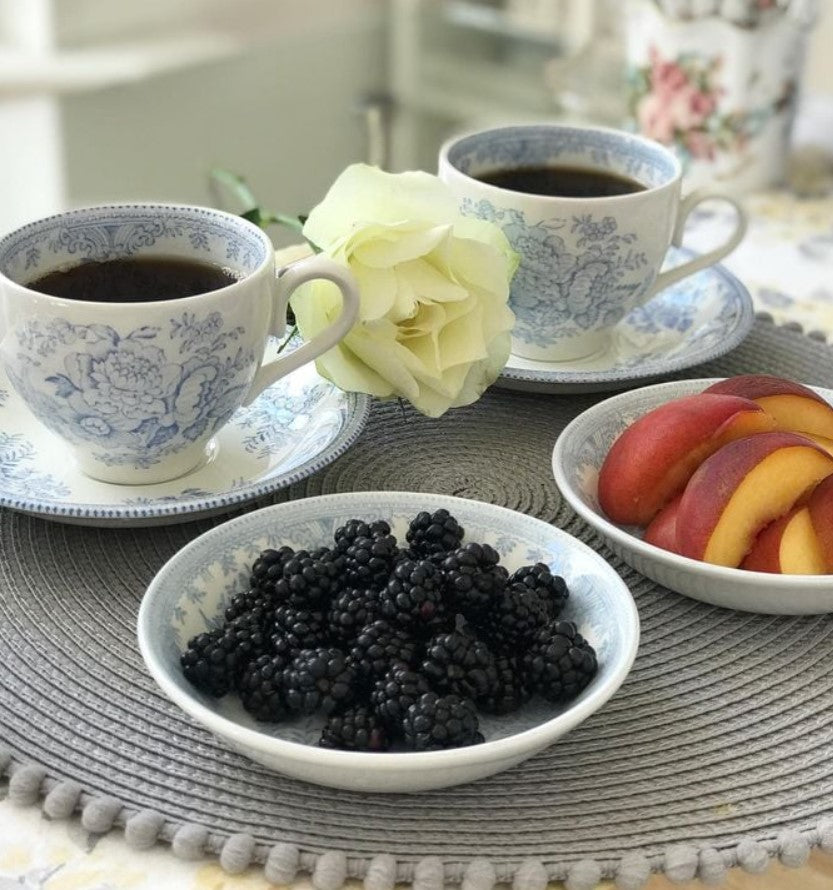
[553,379,833,615]
[137,492,639,792]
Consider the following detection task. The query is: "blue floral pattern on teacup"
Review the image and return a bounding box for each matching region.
[9,312,256,469]
[448,126,677,188]
[0,206,266,282]
[463,198,652,347]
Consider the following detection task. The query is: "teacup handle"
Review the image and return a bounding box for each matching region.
[244,254,360,405]
[646,190,748,299]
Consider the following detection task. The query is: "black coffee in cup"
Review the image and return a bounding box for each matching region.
[27,256,239,303]
[476,165,646,198]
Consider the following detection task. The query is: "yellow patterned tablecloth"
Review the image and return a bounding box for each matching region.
[1,187,832,890]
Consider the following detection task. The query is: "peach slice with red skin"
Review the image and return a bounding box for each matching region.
[741,506,827,574]
[805,433,833,458]
[675,431,833,567]
[807,474,833,571]
[644,493,682,553]
[705,374,833,439]
[598,393,776,526]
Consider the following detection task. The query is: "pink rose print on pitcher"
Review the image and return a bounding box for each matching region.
[624,0,817,192]
[635,49,722,154]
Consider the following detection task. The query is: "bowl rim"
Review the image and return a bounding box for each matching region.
[552,377,833,593]
[137,491,640,771]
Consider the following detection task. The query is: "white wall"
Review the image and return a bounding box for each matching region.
[0,0,387,239]
[805,0,833,95]
[60,24,386,245]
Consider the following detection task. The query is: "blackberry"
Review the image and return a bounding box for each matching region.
[440,543,506,621]
[327,587,381,643]
[334,518,394,552]
[476,586,548,651]
[271,605,328,656]
[180,607,270,697]
[523,620,598,703]
[223,586,277,622]
[370,664,432,732]
[479,653,531,715]
[180,628,237,697]
[341,533,400,590]
[348,620,421,684]
[406,509,464,558]
[402,692,482,751]
[238,653,289,722]
[421,631,499,702]
[319,704,390,752]
[275,548,343,609]
[378,558,451,636]
[510,563,569,619]
[283,647,358,715]
[249,546,296,598]
[224,610,271,676]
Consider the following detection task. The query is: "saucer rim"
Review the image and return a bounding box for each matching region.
[496,248,754,392]
[0,379,372,524]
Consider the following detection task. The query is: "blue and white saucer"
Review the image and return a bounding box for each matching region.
[496,249,755,395]
[0,346,370,527]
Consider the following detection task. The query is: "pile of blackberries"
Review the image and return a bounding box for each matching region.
[180,509,598,752]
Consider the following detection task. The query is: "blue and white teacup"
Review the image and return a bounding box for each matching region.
[439,124,747,363]
[0,204,359,485]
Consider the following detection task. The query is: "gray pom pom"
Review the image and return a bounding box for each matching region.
[697,847,726,885]
[0,747,13,774]
[43,781,81,819]
[8,765,46,806]
[413,856,445,890]
[512,859,548,890]
[265,842,301,884]
[124,809,165,850]
[818,818,833,855]
[615,852,651,889]
[736,838,769,874]
[462,858,496,890]
[565,858,601,890]
[220,832,256,874]
[778,830,810,868]
[313,850,348,890]
[364,853,397,890]
[172,823,208,860]
[81,796,122,833]
[664,844,698,883]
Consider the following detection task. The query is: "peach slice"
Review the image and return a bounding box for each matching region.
[705,374,833,439]
[644,494,682,553]
[805,433,833,458]
[598,393,776,526]
[675,431,833,567]
[741,507,827,574]
[807,474,833,572]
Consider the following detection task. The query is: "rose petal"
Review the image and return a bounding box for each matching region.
[397,258,469,304]
[352,224,452,268]
[303,164,457,248]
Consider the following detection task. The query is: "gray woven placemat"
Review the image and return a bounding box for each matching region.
[2,316,833,890]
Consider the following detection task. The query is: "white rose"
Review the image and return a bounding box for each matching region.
[289,163,518,417]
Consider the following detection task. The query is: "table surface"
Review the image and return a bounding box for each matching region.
[3,158,833,890]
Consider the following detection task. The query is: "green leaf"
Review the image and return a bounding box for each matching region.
[210,167,258,210]
[240,207,264,226]
[210,166,326,255]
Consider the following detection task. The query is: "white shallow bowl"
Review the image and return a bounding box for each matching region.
[137,491,639,793]
[553,378,833,615]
